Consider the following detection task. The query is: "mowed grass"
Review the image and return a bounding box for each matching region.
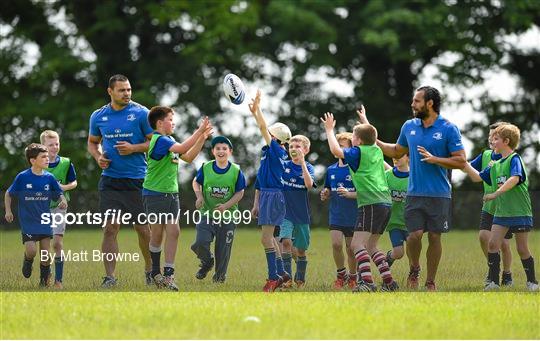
[1,228,539,339]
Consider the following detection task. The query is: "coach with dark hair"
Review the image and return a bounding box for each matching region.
[357,86,466,291]
[87,74,153,288]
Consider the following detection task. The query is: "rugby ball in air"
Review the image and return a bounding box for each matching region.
[223,73,245,105]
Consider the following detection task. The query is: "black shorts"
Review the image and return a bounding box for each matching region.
[479,211,513,239]
[354,204,391,235]
[405,196,451,233]
[143,193,180,217]
[329,225,354,238]
[21,233,51,244]
[98,175,145,225]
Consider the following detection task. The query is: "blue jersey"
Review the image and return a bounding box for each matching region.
[324,162,357,227]
[256,139,288,189]
[397,115,464,198]
[89,102,152,179]
[281,160,315,224]
[7,169,63,235]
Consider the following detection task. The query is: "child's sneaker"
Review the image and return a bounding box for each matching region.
[333,277,346,289]
[352,280,377,293]
[425,280,437,292]
[501,272,513,287]
[22,256,33,278]
[386,250,395,268]
[53,281,63,289]
[484,281,500,291]
[163,275,179,291]
[347,276,358,289]
[295,279,305,288]
[195,258,214,280]
[262,279,281,292]
[407,266,420,289]
[39,272,52,288]
[526,281,539,292]
[101,276,117,288]
[153,273,166,288]
[145,271,153,285]
[280,272,292,289]
[381,281,399,292]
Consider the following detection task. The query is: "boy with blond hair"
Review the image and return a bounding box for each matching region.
[39,130,77,289]
[321,132,358,289]
[467,122,513,286]
[462,124,537,291]
[322,113,398,292]
[278,134,316,288]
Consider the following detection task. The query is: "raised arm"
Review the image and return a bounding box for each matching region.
[321,112,344,159]
[171,117,211,155]
[248,90,272,145]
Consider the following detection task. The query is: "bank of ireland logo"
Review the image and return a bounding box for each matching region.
[127,114,136,121]
[290,178,297,183]
[115,128,121,133]
[433,132,443,140]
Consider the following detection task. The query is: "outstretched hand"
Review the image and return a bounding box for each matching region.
[356,105,369,124]
[248,89,261,116]
[320,112,336,131]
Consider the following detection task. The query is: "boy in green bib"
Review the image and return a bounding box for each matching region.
[191,136,246,283]
[40,130,78,289]
[466,122,514,286]
[143,106,212,291]
[384,154,410,268]
[463,123,537,291]
[322,112,398,292]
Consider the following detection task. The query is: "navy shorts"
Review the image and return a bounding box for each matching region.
[479,211,513,239]
[258,189,286,226]
[329,225,354,238]
[21,233,51,244]
[355,204,391,235]
[98,176,146,225]
[405,196,451,233]
[388,229,408,248]
[143,193,180,217]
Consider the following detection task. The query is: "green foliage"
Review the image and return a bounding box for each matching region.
[1,0,539,192]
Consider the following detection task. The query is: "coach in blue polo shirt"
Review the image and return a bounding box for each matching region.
[88,74,153,288]
[357,86,466,291]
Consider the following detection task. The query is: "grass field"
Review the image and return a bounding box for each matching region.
[1,228,539,339]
